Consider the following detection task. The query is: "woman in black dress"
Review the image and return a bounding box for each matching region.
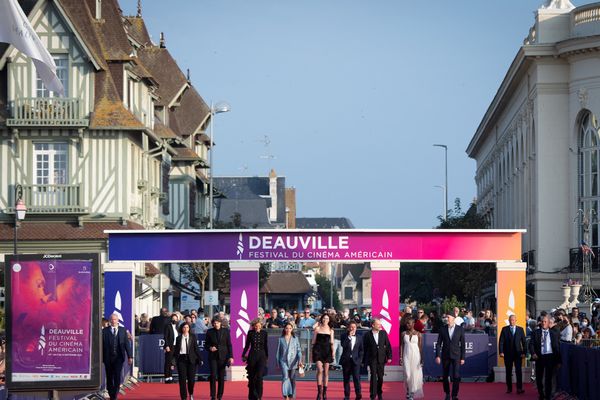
[242,318,269,400]
[312,314,334,400]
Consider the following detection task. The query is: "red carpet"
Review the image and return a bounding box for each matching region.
[123,381,539,399]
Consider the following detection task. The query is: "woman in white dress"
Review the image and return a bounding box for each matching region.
[401,317,424,400]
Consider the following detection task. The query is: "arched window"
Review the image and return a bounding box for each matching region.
[579,111,600,245]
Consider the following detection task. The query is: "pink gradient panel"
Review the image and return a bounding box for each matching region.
[371,269,400,365]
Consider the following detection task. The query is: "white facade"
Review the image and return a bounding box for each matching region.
[467,1,600,314]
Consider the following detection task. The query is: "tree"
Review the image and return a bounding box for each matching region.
[179,262,210,302]
[315,273,342,310]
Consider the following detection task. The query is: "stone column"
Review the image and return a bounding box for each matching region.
[370,261,402,381]
[228,262,259,381]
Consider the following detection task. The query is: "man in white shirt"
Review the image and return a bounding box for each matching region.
[363,319,392,400]
[453,307,465,327]
[529,315,561,400]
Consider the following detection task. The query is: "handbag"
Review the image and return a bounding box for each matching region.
[298,365,305,377]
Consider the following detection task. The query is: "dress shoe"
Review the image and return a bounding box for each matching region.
[517,389,525,394]
[444,395,450,400]
[506,389,512,394]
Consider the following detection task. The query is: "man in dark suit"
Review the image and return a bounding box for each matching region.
[435,314,466,400]
[499,314,527,394]
[205,316,234,400]
[529,315,561,400]
[340,321,364,400]
[363,318,392,400]
[102,313,132,400]
[163,313,179,383]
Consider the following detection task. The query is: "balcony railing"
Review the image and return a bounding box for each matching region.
[7,97,89,127]
[6,184,88,214]
[569,247,600,273]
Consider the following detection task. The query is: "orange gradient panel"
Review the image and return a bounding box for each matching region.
[496,268,526,367]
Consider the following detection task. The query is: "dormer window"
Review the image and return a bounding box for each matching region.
[37,55,68,97]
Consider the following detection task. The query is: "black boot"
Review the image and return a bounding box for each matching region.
[323,386,328,400]
[316,385,322,400]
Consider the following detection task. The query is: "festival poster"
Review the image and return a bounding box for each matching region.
[6,254,99,389]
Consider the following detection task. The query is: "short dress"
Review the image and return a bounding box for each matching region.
[312,332,333,363]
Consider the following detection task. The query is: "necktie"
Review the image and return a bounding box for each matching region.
[511,326,515,336]
[113,327,117,336]
[542,330,548,353]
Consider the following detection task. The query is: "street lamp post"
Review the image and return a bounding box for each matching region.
[208,101,230,318]
[434,185,447,221]
[13,184,27,254]
[433,144,448,220]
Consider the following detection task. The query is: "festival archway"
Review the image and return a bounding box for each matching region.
[106,229,525,381]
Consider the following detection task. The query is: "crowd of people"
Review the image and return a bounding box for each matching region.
[99,300,600,400]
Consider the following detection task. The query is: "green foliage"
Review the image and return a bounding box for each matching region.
[315,274,342,310]
[437,199,488,229]
[441,295,465,314]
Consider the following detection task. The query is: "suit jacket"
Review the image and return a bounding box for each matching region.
[340,332,364,366]
[205,327,233,361]
[102,326,132,364]
[435,324,465,361]
[528,328,561,364]
[242,329,269,360]
[363,330,392,365]
[499,325,527,358]
[174,333,201,365]
[164,323,178,350]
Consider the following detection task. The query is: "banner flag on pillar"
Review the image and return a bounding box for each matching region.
[104,270,134,333]
[496,262,526,367]
[230,267,258,367]
[371,263,400,364]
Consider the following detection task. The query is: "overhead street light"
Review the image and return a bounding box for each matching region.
[433,144,448,220]
[208,101,230,318]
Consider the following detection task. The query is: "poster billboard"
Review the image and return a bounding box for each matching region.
[5,253,101,391]
[103,270,133,333]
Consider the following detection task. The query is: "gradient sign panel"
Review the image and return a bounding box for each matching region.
[230,270,259,367]
[108,230,522,262]
[5,254,101,391]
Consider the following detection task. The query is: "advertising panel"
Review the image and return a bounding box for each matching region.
[5,254,101,391]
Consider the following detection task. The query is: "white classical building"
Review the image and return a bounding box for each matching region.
[467,0,600,314]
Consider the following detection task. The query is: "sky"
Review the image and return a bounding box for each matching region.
[121,0,557,228]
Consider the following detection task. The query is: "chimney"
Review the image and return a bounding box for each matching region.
[269,169,278,222]
[159,32,166,48]
[95,0,102,20]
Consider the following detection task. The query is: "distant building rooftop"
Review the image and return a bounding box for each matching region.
[296,217,355,229]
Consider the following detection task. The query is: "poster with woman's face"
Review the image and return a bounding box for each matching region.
[9,258,93,382]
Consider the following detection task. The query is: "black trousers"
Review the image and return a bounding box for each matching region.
[247,352,266,400]
[535,355,557,400]
[442,358,461,397]
[505,355,523,391]
[368,362,385,399]
[209,358,227,399]
[342,360,362,399]
[104,359,124,400]
[176,355,196,400]
[165,348,175,378]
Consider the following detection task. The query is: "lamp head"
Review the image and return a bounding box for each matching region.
[212,101,231,114]
[15,198,27,221]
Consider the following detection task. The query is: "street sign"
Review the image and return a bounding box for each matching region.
[204,290,219,306]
